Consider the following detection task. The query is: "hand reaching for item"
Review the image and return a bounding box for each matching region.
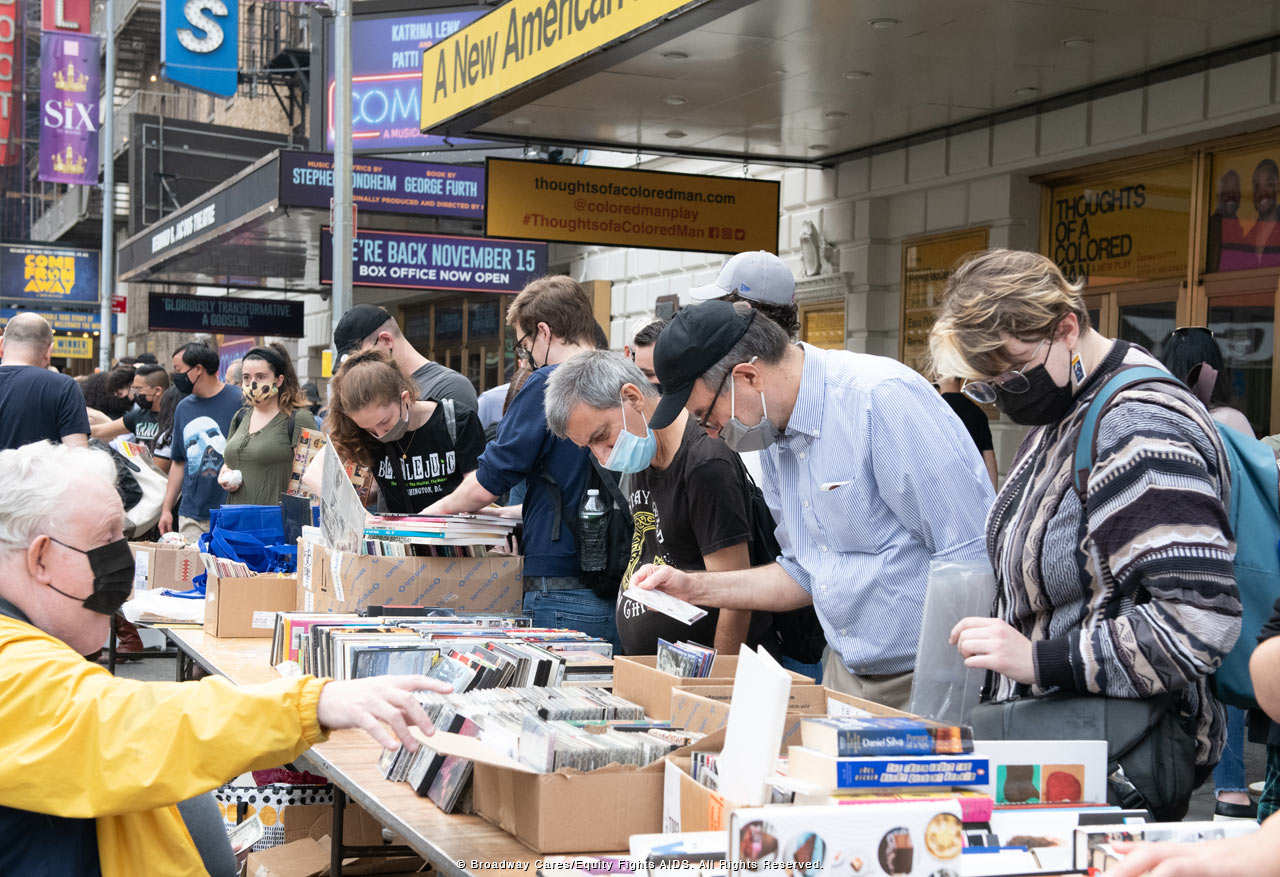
[628,563,698,603]
[316,675,454,752]
[950,617,1036,685]
[1106,818,1280,877]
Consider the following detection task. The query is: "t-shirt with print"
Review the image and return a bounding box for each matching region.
[122,405,161,451]
[0,365,90,450]
[364,401,485,513]
[169,385,243,521]
[615,417,753,656]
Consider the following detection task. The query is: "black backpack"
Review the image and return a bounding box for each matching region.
[534,453,632,600]
[742,470,829,665]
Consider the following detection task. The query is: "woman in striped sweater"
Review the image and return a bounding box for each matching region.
[928,249,1241,817]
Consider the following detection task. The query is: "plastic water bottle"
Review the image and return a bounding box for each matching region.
[578,489,609,573]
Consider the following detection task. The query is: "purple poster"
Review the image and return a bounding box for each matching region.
[38,31,99,185]
[278,151,485,219]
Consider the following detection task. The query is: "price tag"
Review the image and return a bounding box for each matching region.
[252,611,276,630]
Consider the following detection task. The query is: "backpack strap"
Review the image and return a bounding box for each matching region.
[229,406,249,438]
[287,408,298,445]
[589,454,630,513]
[1073,365,1182,495]
[442,397,457,445]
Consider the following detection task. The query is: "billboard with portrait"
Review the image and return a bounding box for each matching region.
[1207,145,1280,273]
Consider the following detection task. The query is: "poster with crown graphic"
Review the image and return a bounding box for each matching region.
[38,32,99,185]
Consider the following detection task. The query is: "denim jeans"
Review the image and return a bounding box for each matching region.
[1214,704,1249,794]
[522,582,621,654]
[780,656,824,684]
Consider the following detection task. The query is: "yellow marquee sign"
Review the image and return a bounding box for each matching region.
[420,0,705,132]
[52,336,94,359]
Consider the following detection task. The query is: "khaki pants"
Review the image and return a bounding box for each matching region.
[822,647,914,712]
[178,516,209,542]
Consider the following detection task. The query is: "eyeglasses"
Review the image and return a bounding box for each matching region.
[1172,326,1214,339]
[961,334,1055,404]
[510,332,533,364]
[695,366,736,429]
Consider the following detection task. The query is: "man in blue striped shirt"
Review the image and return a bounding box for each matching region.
[632,301,994,709]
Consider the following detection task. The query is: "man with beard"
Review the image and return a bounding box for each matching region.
[1211,169,1250,272]
[1246,159,1280,268]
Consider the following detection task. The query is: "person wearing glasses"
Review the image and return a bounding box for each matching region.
[424,276,621,650]
[929,248,1239,817]
[629,300,993,709]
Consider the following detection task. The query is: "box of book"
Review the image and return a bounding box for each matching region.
[129,541,204,594]
[1076,820,1257,871]
[663,728,741,833]
[204,571,299,638]
[297,539,522,615]
[727,801,965,875]
[614,655,816,720]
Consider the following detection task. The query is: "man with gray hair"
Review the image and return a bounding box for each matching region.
[0,440,452,874]
[629,301,994,709]
[0,312,89,450]
[545,350,756,656]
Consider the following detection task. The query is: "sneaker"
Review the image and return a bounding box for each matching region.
[1214,799,1259,821]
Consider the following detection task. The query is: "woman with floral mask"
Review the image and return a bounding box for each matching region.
[323,349,484,513]
[218,343,316,506]
[929,248,1240,819]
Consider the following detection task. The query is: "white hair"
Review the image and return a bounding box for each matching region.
[544,349,659,439]
[0,442,116,550]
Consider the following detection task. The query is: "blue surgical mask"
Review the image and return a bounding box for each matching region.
[603,397,657,473]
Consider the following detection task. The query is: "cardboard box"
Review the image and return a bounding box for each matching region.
[297,539,522,615]
[663,691,917,833]
[129,541,204,592]
[204,572,299,638]
[613,655,816,721]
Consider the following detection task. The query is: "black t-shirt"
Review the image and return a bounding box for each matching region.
[122,404,161,450]
[941,391,994,453]
[615,418,753,656]
[0,365,91,451]
[365,401,485,513]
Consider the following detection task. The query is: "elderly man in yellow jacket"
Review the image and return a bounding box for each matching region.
[0,440,450,876]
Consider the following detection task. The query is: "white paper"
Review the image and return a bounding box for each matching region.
[662,759,683,833]
[716,645,792,806]
[826,698,874,718]
[131,551,150,591]
[300,541,314,592]
[319,442,364,554]
[251,611,276,630]
[330,550,346,603]
[625,587,707,625]
[303,589,314,612]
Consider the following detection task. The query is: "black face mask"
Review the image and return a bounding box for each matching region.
[45,537,136,615]
[134,392,153,411]
[993,364,1075,426]
[173,369,195,395]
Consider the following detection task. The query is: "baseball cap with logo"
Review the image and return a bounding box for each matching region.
[689,250,795,306]
[333,305,395,359]
[650,300,757,430]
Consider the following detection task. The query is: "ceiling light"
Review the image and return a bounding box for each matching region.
[868,17,900,28]
[843,70,872,80]
[823,110,848,119]
[1014,86,1040,97]
[809,143,829,151]
[1061,37,1093,48]
[661,51,689,61]
[663,95,688,106]
[665,129,687,139]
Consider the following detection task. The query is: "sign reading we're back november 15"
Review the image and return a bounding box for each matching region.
[1,242,100,304]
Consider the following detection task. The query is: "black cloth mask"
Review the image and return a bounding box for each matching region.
[993,363,1075,426]
[172,369,195,395]
[133,393,153,411]
[46,537,136,616]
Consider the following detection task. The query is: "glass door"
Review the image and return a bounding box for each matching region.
[1200,274,1280,435]
[1082,280,1182,358]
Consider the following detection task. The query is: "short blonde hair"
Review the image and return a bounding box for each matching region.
[929,248,1088,380]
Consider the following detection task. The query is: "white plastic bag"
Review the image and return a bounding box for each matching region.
[908,559,996,725]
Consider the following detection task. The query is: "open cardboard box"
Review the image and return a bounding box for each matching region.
[297,539,522,615]
[663,690,917,833]
[204,571,298,638]
[413,726,694,854]
[612,654,817,720]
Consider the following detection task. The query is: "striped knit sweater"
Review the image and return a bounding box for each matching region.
[986,341,1241,766]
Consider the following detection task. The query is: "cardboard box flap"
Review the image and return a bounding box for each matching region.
[411,728,708,777]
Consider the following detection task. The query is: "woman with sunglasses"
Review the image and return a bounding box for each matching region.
[929,248,1240,818]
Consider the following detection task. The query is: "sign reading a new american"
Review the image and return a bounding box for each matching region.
[485,158,779,254]
[419,0,714,133]
[320,228,546,293]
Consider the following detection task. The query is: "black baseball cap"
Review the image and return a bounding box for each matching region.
[333,305,394,357]
[651,301,756,430]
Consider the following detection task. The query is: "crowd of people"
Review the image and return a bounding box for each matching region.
[4,242,1280,871]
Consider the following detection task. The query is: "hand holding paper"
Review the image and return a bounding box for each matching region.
[628,563,699,603]
[625,585,707,625]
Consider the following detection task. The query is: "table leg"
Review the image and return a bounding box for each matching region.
[332,786,346,877]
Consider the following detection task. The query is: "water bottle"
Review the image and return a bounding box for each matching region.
[578,488,609,573]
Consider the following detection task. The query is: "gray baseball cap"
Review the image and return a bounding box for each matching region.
[689,250,795,306]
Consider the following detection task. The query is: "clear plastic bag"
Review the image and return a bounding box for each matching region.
[908,559,996,725]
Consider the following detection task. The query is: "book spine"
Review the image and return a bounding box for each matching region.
[833,757,990,789]
[834,728,936,756]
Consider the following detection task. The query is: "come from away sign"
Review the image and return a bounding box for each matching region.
[320,228,545,294]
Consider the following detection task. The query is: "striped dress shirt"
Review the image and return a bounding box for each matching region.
[761,344,995,675]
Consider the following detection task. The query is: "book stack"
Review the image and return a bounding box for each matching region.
[655,639,716,678]
[199,553,253,579]
[785,717,992,812]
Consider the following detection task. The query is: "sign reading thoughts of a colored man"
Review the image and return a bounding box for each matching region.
[1047,161,1192,284]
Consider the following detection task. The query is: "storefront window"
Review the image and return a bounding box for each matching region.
[1047,161,1192,285]
[1207,145,1280,273]
[1208,293,1274,436]
[900,228,990,375]
[434,306,464,343]
[1117,300,1178,360]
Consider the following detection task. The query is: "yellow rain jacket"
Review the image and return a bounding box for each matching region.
[0,613,329,876]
